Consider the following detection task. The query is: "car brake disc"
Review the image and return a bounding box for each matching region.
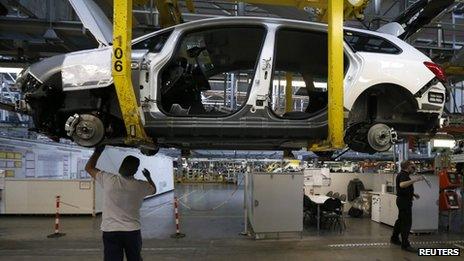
[367,123,393,152]
[67,114,105,147]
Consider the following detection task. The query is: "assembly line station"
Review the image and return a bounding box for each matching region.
[0,0,463,260]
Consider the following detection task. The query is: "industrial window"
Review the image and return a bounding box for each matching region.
[159,26,265,116]
[344,31,401,54]
[132,30,172,53]
[270,29,329,119]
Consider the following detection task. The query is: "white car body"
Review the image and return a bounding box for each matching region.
[17,17,446,153]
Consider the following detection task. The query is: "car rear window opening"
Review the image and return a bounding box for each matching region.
[344,31,402,54]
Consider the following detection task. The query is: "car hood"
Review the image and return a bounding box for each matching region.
[27,48,149,91]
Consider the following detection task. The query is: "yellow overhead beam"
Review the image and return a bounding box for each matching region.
[185,0,196,13]
[112,0,152,146]
[231,0,370,21]
[327,0,345,149]
[155,0,184,28]
[442,62,464,76]
[238,0,327,9]
[152,0,370,25]
[446,67,464,76]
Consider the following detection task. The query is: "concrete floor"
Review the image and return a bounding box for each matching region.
[0,183,463,260]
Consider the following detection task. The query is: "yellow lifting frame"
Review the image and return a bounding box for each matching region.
[327,0,345,149]
[112,0,152,146]
[114,0,346,150]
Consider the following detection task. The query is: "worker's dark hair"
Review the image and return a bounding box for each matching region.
[400,160,414,171]
[119,155,140,177]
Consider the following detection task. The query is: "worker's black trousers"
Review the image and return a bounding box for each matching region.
[103,230,142,261]
[391,199,412,248]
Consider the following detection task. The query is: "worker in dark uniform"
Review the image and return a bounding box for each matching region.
[453,141,464,175]
[390,160,424,252]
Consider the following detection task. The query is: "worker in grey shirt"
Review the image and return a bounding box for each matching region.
[85,146,157,261]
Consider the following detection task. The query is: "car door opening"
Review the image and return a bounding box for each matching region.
[159,26,266,117]
[269,28,329,119]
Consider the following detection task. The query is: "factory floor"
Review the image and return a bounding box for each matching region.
[0,183,463,260]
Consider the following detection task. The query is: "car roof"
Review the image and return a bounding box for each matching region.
[177,16,390,36]
[134,16,398,44]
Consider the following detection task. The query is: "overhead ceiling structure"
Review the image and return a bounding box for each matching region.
[0,0,463,72]
[67,0,113,46]
[0,0,278,65]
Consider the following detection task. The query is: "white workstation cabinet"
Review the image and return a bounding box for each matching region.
[246,172,303,239]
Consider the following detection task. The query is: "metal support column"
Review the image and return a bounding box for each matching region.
[237,1,246,16]
[374,0,382,29]
[112,0,152,146]
[437,25,443,48]
[327,0,344,149]
[223,73,228,106]
[285,72,293,113]
[230,73,236,110]
[396,140,409,171]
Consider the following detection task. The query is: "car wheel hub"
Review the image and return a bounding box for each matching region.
[69,114,105,147]
[367,123,393,152]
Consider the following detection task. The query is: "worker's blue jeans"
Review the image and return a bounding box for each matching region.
[103,230,142,261]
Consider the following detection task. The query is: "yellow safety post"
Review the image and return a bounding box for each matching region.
[285,72,293,113]
[327,0,344,149]
[112,0,152,145]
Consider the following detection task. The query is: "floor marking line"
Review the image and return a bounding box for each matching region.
[0,247,199,253]
[55,248,100,252]
[143,247,198,251]
[329,240,464,248]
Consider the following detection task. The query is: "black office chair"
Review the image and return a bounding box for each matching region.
[326,191,333,197]
[339,194,347,202]
[303,195,318,228]
[321,198,345,232]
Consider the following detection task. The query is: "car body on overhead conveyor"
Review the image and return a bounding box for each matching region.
[16,17,446,153]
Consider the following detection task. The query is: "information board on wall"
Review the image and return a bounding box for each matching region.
[0,170,4,189]
[36,154,63,178]
[304,168,331,186]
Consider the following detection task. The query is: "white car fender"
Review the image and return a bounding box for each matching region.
[344,51,436,111]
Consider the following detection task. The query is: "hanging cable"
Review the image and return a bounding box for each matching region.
[177,176,243,211]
